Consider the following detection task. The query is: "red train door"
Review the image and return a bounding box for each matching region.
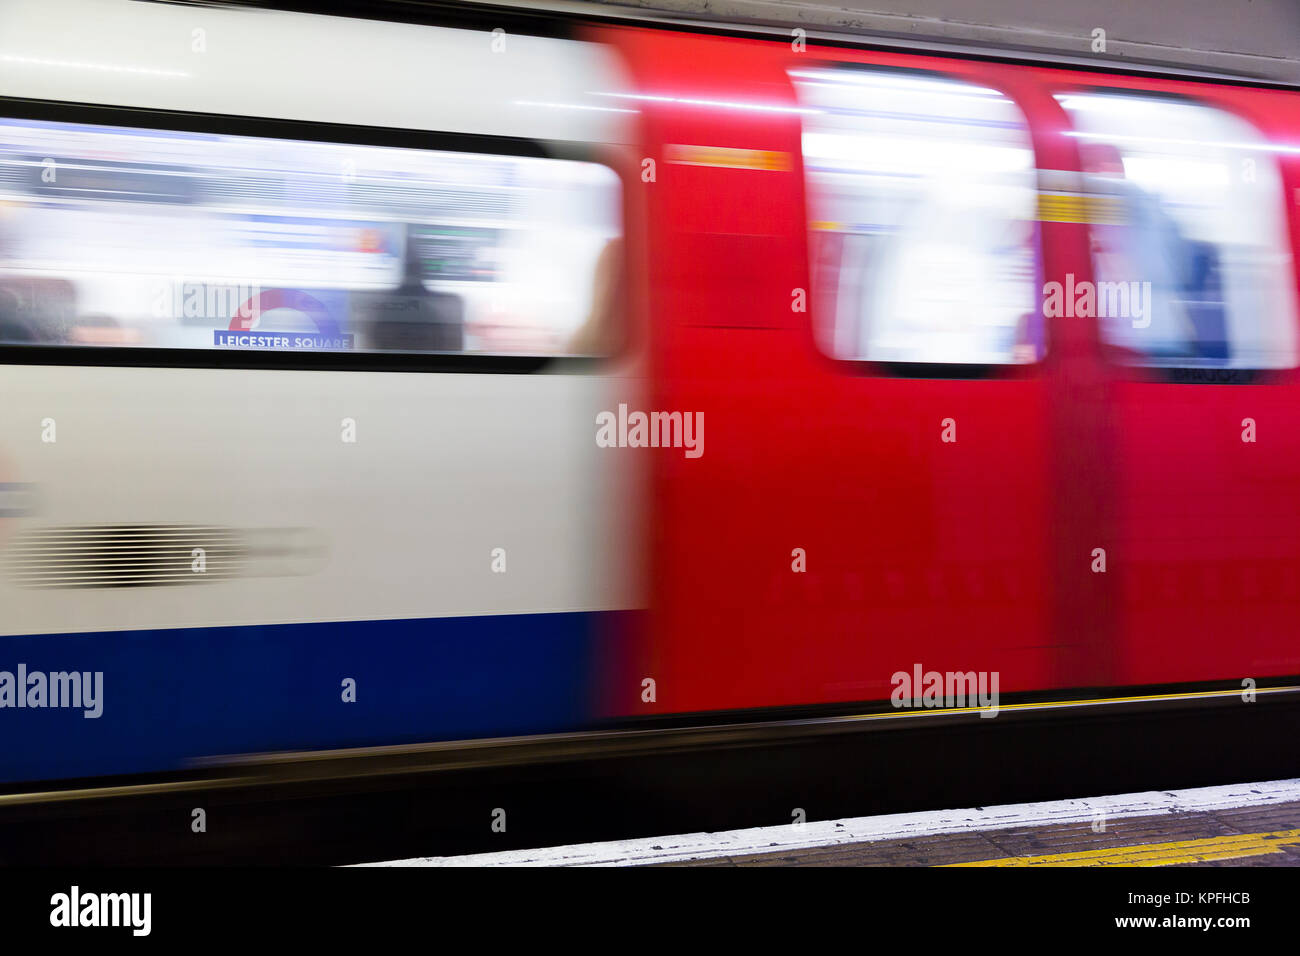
[1048,79,1300,687]
[612,27,1072,716]
[776,57,1062,710]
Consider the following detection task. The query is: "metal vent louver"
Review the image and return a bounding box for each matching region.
[4,525,247,589]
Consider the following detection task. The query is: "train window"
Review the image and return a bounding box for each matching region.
[1057,92,1298,370]
[0,114,622,361]
[790,68,1042,367]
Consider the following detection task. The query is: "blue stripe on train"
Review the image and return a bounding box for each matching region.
[0,610,606,784]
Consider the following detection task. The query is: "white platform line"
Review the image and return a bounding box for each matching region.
[355,778,1300,867]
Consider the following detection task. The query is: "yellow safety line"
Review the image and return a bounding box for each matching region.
[944,828,1300,867]
[846,684,1300,721]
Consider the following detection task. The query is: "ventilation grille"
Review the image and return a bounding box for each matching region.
[4,525,247,589]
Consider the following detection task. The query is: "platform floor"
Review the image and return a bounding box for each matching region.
[367,778,1300,867]
[674,801,1300,867]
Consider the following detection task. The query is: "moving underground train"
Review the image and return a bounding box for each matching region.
[1,0,1299,785]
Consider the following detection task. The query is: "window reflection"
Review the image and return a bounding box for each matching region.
[0,117,622,357]
[1060,92,1298,370]
[792,68,1042,366]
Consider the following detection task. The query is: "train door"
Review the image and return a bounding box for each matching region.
[613,26,1068,717]
[782,62,1059,708]
[1053,84,1300,685]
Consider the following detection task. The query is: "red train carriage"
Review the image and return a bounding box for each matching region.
[592,22,1300,716]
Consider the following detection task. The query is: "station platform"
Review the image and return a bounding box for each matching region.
[367,778,1300,867]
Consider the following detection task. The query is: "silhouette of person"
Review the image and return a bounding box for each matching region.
[361,224,464,353]
[1080,142,1218,361]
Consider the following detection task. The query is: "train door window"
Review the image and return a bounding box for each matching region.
[0,114,622,360]
[1057,91,1298,371]
[790,67,1042,368]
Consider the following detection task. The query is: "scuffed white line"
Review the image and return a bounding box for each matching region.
[355,778,1300,867]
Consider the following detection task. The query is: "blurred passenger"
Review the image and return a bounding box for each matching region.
[567,237,624,356]
[0,287,34,343]
[1182,237,1229,362]
[0,277,76,345]
[359,224,464,353]
[1081,143,1224,361]
[868,183,1037,364]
